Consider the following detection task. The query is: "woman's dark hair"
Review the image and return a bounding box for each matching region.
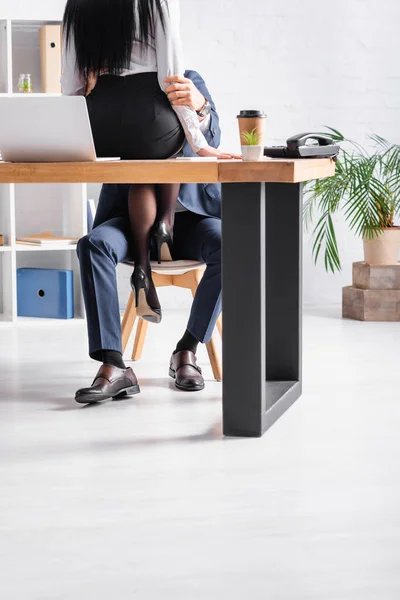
[63,0,166,75]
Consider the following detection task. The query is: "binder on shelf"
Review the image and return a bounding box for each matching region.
[16,231,78,246]
[39,25,62,94]
[0,234,3,246]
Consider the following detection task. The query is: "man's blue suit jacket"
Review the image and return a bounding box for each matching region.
[93,70,222,228]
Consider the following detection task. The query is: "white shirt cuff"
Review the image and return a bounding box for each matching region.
[199,113,211,134]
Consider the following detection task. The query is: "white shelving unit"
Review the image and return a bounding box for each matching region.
[0,18,88,324]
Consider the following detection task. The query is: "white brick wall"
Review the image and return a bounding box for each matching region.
[4,0,400,306]
[180,0,400,306]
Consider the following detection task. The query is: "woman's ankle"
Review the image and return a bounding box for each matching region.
[157,214,174,230]
[134,258,151,273]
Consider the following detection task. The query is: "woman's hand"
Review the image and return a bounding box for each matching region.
[197,146,241,160]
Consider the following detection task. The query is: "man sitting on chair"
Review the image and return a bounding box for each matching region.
[75,71,222,403]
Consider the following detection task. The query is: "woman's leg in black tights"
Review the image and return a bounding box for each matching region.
[127,183,180,308]
[128,183,159,309]
[128,184,156,267]
[155,183,181,230]
[128,183,180,263]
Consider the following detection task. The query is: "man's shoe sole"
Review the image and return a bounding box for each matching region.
[75,384,140,404]
[169,368,205,392]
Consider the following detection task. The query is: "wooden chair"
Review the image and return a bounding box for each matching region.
[121,260,223,381]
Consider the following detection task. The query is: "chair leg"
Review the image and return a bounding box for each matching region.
[132,318,149,361]
[206,335,223,382]
[121,292,137,354]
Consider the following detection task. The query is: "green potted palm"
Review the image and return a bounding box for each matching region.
[304,129,400,271]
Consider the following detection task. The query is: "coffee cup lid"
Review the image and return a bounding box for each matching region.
[237,110,267,119]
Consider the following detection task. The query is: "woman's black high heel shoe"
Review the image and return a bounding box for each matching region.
[153,221,173,264]
[130,267,162,324]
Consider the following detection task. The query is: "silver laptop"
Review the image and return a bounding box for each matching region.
[0,96,119,162]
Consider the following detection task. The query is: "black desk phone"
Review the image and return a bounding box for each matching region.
[264,133,340,159]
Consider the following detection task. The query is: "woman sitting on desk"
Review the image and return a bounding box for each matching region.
[61,0,236,323]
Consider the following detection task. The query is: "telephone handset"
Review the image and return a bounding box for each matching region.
[264,132,340,159]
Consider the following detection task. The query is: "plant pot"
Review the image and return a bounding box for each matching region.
[363,227,400,265]
[241,145,263,162]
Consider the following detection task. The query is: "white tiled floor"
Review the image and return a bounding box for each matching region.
[1,307,400,599]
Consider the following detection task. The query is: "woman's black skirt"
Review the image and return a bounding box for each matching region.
[86,72,185,160]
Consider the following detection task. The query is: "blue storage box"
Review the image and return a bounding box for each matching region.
[17,268,74,319]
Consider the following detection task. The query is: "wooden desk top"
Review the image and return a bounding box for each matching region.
[0,157,335,184]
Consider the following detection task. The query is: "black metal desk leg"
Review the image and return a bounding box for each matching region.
[222,182,303,437]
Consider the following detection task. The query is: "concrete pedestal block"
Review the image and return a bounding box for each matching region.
[343,286,400,321]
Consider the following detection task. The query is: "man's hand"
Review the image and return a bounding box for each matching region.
[165,75,206,112]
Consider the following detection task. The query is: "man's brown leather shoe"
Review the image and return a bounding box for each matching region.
[169,350,205,391]
[75,364,140,404]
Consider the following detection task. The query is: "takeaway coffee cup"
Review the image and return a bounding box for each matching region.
[237,110,267,161]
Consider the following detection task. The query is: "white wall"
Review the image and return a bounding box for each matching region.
[178,0,400,306]
[3,0,400,307]
[0,0,63,21]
